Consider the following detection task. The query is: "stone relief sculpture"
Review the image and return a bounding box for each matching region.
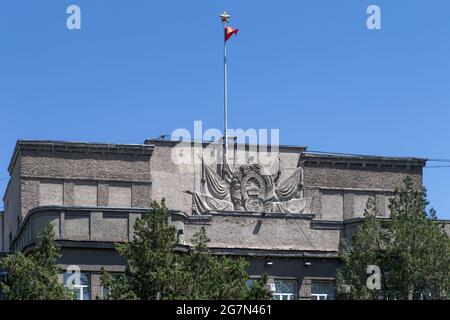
[187,159,312,215]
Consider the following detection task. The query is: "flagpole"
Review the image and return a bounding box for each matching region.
[222,15,228,169]
[220,11,235,176]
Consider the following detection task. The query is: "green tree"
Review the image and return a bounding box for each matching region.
[338,177,450,300]
[101,200,270,300]
[175,227,270,300]
[337,197,385,300]
[104,200,186,300]
[0,224,72,300]
[383,177,450,299]
[245,274,270,300]
[100,268,137,300]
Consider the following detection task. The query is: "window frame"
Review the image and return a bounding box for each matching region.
[272,278,298,301]
[310,278,336,301]
[63,271,91,301]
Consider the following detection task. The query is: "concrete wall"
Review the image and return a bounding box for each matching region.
[11,207,158,253]
[20,150,152,213]
[149,140,424,220]
[9,140,424,223]
[303,163,422,190]
[148,140,306,213]
[150,143,197,212]
[302,159,423,220]
[20,149,151,183]
[0,213,3,252]
[3,141,153,250]
[28,178,147,212]
[184,213,340,252]
[74,182,98,207]
[2,159,22,251]
[3,140,430,254]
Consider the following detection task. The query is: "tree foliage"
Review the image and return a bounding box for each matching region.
[101,200,270,300]
[0,224,72,300]
[337,197,385,300]
[338,177,450,300]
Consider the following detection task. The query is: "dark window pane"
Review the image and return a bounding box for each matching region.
[311,281,335,300]
[273,280,297,300]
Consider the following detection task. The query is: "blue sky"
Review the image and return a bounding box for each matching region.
[0,1,449,218]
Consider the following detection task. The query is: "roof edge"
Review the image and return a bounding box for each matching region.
[7,139,155,174]
[145,138,308,152]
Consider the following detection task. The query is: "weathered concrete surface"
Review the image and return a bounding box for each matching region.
[184,214,341,252]
[303,164,422,190]
[2,140,153,250]
[149,142,197,213]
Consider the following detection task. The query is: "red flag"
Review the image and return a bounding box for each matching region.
[225,26,239,41]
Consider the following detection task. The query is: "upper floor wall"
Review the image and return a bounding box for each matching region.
[302,153,424,221]
[147,139,425,218]
[2,140,153,251]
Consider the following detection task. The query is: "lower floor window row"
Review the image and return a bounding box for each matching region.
[248,278,336,300]
[62,273,335,301]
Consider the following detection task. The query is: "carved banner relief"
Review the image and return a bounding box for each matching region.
[189,158,312,215]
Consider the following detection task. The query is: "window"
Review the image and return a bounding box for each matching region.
[311,281,335,300]
[102,286,109,300]
[272,280,297,300]
[245,278,265,291]
[245,279,255,288]
[64,272,91,300]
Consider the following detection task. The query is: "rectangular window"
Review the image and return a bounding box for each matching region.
[102,286,109,300]
[272,279,297,300]
[64,272,91,300]
[311,281,335,300]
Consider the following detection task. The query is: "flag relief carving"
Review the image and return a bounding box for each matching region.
[190,159,312,215]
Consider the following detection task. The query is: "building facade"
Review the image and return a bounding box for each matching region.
[1,139,449,300]
[0,212,4,253]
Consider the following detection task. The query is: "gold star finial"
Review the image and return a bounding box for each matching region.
[219,11,230,23]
